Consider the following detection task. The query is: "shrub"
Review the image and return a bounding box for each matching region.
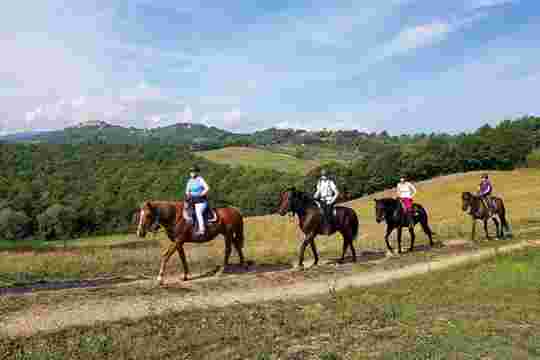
[0,207,32,240]
[527,148,540,168]
[37,204,77,240]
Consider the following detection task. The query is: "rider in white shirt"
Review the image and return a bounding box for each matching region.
[396,176,417,223]
[314,169,339,224]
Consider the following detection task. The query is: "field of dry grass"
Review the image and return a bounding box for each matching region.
[2,169,539,288]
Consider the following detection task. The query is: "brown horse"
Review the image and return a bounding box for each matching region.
[461,192,511,240]
[277,188,359,268]
[136,200,246,284]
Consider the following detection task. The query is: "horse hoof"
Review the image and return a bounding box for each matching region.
[294,264,305,271]
[157,276,164,285]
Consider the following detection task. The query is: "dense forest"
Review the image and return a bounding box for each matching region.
[0,116,538,241]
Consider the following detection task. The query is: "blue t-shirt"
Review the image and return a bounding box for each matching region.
[186,176,207,197]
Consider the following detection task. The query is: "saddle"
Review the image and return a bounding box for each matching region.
[182,201,219,233]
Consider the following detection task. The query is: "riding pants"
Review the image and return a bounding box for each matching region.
[194,202,208,233]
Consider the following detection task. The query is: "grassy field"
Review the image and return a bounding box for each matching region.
[1,168,540,288]
[197,146,320,174]
[3,245,540,359]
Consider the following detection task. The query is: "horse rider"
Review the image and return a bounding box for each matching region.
[313,169,339,225]
[478,173,495,215]
[185,165,210,235]
[396,175,417,224]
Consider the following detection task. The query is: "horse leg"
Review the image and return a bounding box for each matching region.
[420,217,434,247]
[297,234,311,269]
[384,226,394,254]
[408,225,415,252]
[339,236,348,263]
[232,233,246,267]
[176,243,190,281]
[309,237,319,267]
[491,217,501,239]
[157,241,178,285]
[223,231,233,271]
[483,219,491,240]
[471,220,476,242]
[397,227,403,254]
[349,233,357,262]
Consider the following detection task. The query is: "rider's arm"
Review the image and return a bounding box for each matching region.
[313,181,321,199]
[409,182,417,197]
[330,181,339,203]
[200,177,210,197]
[185,180,192,197]
[396,184,402,198]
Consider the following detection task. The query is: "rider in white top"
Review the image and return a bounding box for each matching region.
[314,169,339,224]
[396,176,417,223]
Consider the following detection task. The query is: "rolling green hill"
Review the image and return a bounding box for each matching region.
[198,146,320,174]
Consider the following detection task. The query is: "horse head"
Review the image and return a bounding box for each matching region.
[278,187,296,216]
[136,201,160,237]
[373,198,386,223]
[461,192,474,212]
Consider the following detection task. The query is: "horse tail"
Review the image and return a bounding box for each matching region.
[235,210,245,249]
[350,209,359,241]
[497,198,511,233]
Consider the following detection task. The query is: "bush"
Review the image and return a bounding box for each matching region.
[0,208,32,240]
[37,204,77,240]
[527,148,540,168]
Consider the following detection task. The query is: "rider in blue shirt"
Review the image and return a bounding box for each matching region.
[185,165,210,235]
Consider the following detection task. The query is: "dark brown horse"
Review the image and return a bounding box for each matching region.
[277,188,359,268]
[374,198,435,254]
[461,192,511,240]
[136,200,246,284]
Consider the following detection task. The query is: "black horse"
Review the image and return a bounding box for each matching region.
[374,198,435,254]
[278,188,359,268]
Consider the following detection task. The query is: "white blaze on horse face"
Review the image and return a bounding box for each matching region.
[137,209,145,236]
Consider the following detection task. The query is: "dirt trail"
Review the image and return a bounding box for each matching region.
[0,240,531,339]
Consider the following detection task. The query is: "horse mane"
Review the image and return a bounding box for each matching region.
[376,197,400,209]
[287,188,318,215]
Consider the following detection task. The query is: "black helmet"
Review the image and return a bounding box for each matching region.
[481,173,488,179]
[190,165,200,173]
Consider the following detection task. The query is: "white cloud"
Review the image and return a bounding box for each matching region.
[469,0,517,9]
[222,109,244,129]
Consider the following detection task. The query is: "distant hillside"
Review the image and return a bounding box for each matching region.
[2,121,239,150]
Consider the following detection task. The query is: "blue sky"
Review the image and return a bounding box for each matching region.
[1,0,538,134]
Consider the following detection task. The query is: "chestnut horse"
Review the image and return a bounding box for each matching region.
[461,192,511,240]
[136,200,246,284]
[277,188,359,268]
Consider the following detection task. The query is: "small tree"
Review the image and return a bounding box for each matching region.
[527,149,540,168]
[0,208,32,241]
[37,204,77,241]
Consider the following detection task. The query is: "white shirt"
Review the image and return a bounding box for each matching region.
[314,178,339,204]
[397,181,416,198]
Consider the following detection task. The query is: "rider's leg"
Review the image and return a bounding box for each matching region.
[403,198,414,225]
[194,202,207,234]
